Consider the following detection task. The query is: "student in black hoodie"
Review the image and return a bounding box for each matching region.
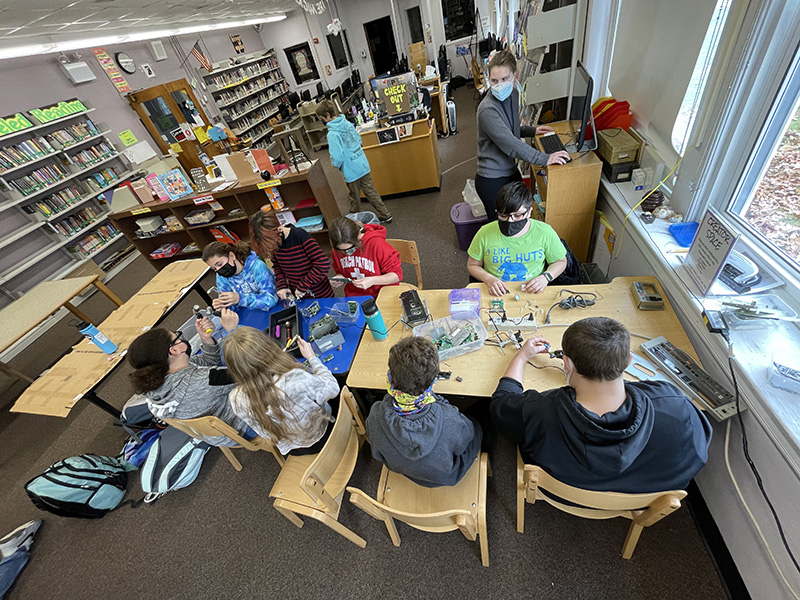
[490,317,712,493]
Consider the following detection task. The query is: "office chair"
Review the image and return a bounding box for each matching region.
[419,87,432,114]
[301,89,311,102]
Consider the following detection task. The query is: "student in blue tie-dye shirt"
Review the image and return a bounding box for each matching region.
[202,241,278,312]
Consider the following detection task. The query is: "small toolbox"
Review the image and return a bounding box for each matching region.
[602,159,639,183]
[268,306,301,359]
[597,128,642,164]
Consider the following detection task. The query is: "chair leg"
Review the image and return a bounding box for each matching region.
[516,452,526,534]
[316,512,367,548]
[274,502,305,529]
[383,515,401,547]
[622,522,644,559]
[220,446,242,471]
[478,453,490,567]
[456,515,478,541]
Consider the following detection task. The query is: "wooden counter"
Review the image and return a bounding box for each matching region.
[360,118,441,196]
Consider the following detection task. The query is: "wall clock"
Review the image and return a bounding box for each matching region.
[115,52,136,74]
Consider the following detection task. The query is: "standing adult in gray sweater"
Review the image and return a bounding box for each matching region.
[476,49,571,220]
[127,309,248,447]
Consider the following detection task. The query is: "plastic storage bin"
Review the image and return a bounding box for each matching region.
[184,208,215,225]
[450,202,488,252]
[329,300,361,324]
[413,314,487,361]
[449,288,481,316]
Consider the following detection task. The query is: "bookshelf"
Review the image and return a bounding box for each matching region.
[109,159,341,270]
[201,51,291,151]
[297,100,328,151]
[0,100,134,308]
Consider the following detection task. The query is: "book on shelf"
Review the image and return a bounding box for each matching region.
[8,163,70,195]
[65,224,120,257]
[49,205,100,235]
[45,119,101,148]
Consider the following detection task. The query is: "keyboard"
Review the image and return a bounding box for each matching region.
[539,132,567,154]
[639,337,740,421]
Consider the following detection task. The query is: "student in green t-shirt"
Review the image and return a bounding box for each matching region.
[467,182,567,296]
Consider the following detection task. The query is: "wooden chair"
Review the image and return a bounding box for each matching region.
[347,452,490,567]
[516,449,687,559]
[162,416,284,471]
[386,238,423,289]
[268,387,367,547]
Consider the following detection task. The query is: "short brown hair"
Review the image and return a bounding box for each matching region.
[127,328,173,393]
[329,216,362,249]
[561,317,630,381]
[315,99,337,120]
[249,210,282,259]
[389,336,439,395]
[488,49,517,75]
[202,240,250,264]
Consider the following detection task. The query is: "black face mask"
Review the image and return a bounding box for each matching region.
[217,261,237,278]
[498,218,527,237]
[184,342,193,358]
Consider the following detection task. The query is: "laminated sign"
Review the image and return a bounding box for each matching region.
[381,83,411,114]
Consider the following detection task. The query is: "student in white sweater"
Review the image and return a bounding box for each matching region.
[224,326,340,456]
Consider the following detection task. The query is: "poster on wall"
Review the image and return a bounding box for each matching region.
[91,48,132,94]
[230,34,246,54]
[284,42,319,85]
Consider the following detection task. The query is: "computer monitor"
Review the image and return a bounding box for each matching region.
[567,61,597,152]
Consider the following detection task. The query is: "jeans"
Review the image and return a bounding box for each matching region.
[474,170,523,222]
[346,173,391,219]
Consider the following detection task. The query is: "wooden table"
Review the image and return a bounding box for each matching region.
[0,275,124,383]
[11,259,211,418]
[360,118,441,196]
[346,277,697,397]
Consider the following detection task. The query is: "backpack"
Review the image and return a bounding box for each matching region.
[120,428,162,470]
[549,239,582,286]
[24,455,129,519]
[140,426,210,503]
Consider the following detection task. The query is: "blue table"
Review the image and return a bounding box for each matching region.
[236,296,369,376]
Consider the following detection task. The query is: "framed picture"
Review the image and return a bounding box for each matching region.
[284,42,319,85]
[376,126,400,145]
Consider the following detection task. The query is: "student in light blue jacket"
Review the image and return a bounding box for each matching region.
[202,241,278,312]
[315,99,393,224]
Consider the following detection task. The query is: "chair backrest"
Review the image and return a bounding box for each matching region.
[524,464,687,519]
[386,238,423,289]
[164,416,280,457]
[340,386,366,438]
[300,388,359,511]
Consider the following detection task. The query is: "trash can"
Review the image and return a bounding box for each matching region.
[451,202,488,252]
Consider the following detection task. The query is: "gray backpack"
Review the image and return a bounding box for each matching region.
[139,427,209,504]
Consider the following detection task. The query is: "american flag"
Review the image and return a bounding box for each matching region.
[190,41,212,71]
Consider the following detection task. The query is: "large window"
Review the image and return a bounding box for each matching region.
[442,0,475,41]
[672,0,732,155]
[326,30,352,70]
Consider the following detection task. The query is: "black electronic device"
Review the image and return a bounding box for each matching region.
[718,262,761,294]
[640,337,739,421]
[566,61,597,153]
[400,289,429,326]
[539,132,567,155]
[388,111,417,126]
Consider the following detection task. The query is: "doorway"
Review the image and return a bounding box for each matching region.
[407,7,424,44]
[125,79,224,173]
[364,16,398,76]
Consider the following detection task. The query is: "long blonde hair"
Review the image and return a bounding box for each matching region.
[224,326,305,441]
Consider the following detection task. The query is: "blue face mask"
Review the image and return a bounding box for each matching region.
[491,80,514,101]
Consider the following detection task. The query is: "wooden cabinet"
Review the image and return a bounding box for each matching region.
[0,100,134,308]
[297,100,328,151]
[109,159,341,270]
[533,120,602,263]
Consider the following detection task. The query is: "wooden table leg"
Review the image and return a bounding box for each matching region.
[91,280,124,307]
[63,302,91,324]
[0,361,34,383]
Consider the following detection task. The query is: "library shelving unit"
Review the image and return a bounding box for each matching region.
[109,159,341,271]
[297,100,328,151]
[0,100,135,308]
[201,51,291,151]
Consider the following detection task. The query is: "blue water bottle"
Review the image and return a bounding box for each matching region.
[76,321,118,354]
[361,299,388,341]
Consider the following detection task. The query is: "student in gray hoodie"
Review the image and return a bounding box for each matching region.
[476,49,571,220]
[127,308,249,447]
[365,336,481,488]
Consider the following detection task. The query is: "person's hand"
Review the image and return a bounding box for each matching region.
[522,275,548,294]
[195,317,215,344]
[486,276,509,297]
[215,291,239,307]
[536,125,555,135]
[220,307,239,332]
[330,277,347,289]
[277,288,292,300]
[352,276,376,290]
[296,337,315,360]
[547,151,571,166]
[517,337,550,361]
[295,289,306,299]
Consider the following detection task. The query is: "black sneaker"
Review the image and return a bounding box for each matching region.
[379,215,393,224]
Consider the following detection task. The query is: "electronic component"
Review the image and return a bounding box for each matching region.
[640,337,739,421]
[430,322,478,351]
[490,298,505,311]
[309,314,345,352]
[487,313,538,331]
[629,281,664,311]
[718,262,760,294]
[770,360,800,393]
[702,310,728,337]
[299,301,320,318]
[437,371,451,380]
[455,376,463,382]
[539,132,567,154]
[400,289,430,326]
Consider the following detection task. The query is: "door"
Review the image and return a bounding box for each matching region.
[126,79,223,173]
[364,16,398,76]
[407,7,424,44]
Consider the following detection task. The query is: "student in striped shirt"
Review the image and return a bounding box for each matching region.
[249,211,334,299]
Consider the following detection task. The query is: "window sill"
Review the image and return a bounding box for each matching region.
[598,177,800,476]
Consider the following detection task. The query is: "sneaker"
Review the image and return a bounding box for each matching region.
[379,215,394,224]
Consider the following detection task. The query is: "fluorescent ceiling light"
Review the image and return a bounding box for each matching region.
[0,14,286,61]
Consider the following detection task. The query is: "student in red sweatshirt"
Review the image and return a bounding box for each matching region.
[329,216,402,299]
[249,210,334,299]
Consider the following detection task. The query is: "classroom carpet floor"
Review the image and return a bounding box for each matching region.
[0,85,729,600]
